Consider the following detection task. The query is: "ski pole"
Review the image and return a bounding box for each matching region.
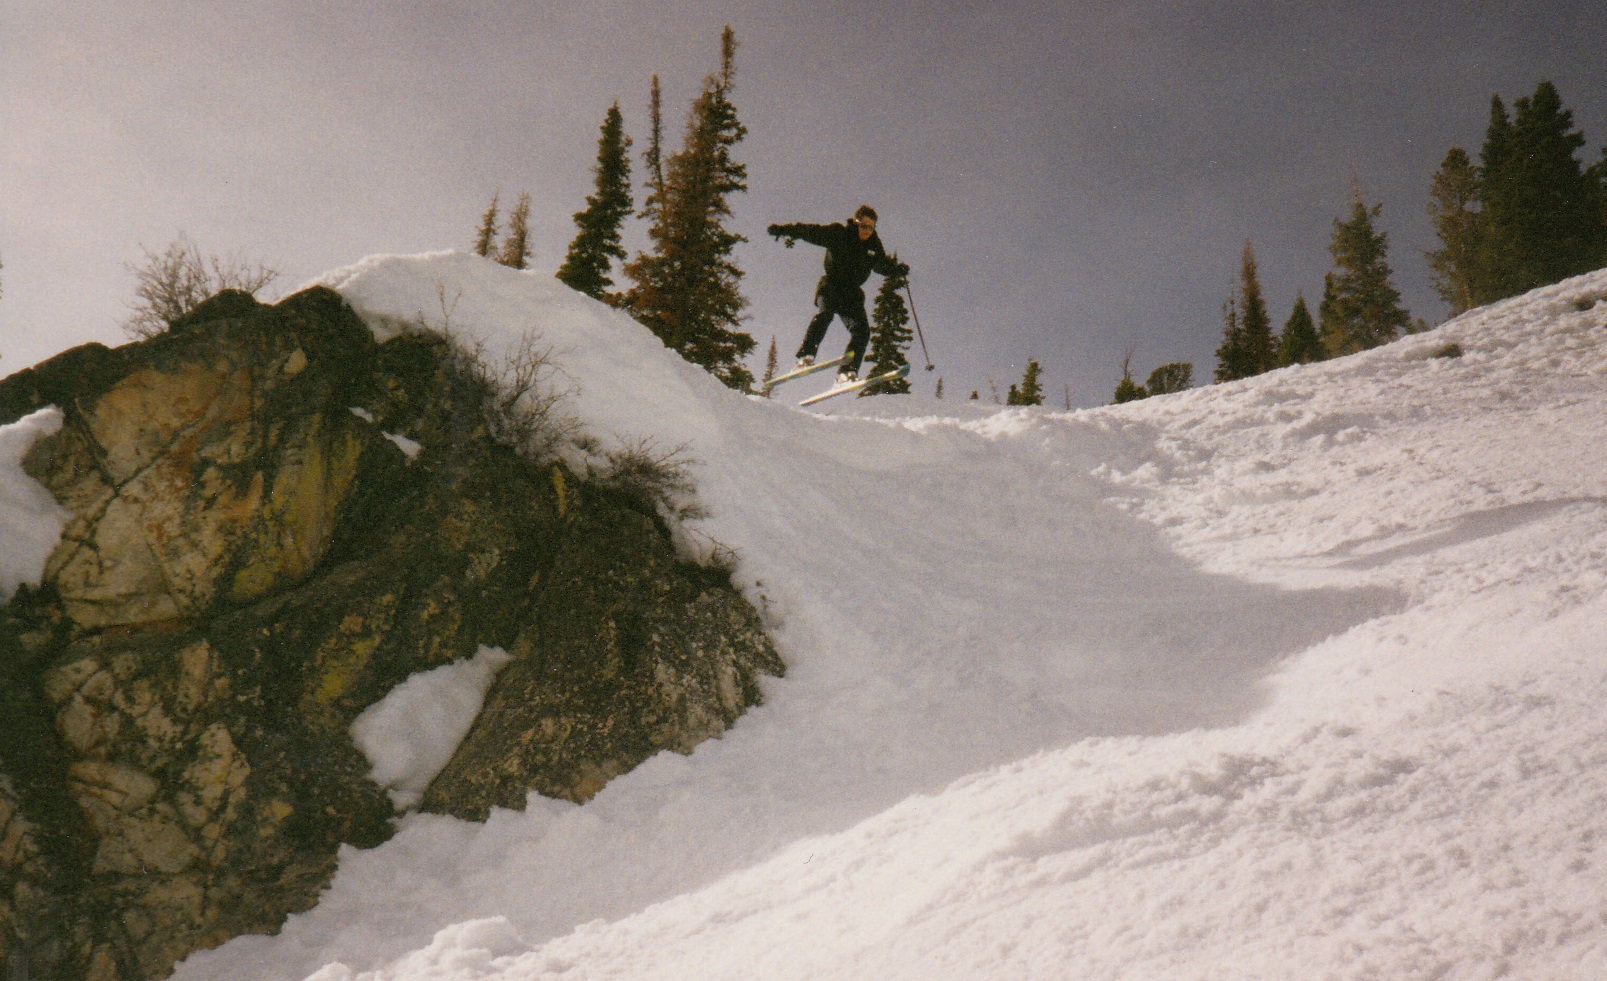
[903,278,936,372]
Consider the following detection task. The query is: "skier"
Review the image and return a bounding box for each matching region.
[768,205,908,383]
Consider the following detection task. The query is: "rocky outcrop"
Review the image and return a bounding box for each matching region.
[0,288,782,980]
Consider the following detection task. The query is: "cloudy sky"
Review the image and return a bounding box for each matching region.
[4,0,1603,406]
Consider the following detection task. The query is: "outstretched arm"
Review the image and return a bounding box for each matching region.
[767,222,836,248]
[871,242,909,278]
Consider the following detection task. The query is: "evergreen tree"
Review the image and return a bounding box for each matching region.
[1113,350,1148,403]
[1213,296,1244,382]
[861,259,913,396]
[557,103,634,302]
[642,75,666,225]
[1318,186,1410,357]
[1145,362,1193,395]
[497,192,532,269]
[1238,241,1274,373]
[1590,148,1607,205]
[1425,148,1485,315]
[1276,293,1321,366]
[474,193,500,258]
[1021,358,1044,405]
[1006,358,1044,405]
[1216,241,1274,382]
[624,27,755,390]
[1471,95,1517,303]
[1113,374,1147,404]
[625,76,672,337]
[1479,81,1607,300]
[935,378,944,400]
[761,336,779,395]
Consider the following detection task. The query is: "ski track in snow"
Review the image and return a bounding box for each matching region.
[164,255,1607,981]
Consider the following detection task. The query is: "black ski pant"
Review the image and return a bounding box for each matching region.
[796,282,869,375]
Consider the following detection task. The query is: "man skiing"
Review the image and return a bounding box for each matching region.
[768,205,908,383]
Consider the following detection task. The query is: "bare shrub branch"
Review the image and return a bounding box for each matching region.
[123,234,278,338]
[591,439,708,524]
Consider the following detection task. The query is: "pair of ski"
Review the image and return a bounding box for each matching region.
[763,355,911,406]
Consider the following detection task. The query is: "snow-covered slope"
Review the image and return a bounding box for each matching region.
[168,254,1607,980]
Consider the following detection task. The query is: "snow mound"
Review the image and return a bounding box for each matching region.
[167,257,1607,981]
[351,646,515,811]
[0,406,70,601]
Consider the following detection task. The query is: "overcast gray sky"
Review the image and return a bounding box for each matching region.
[4,1,1603,406]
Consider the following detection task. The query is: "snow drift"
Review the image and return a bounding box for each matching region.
[165,254,1607,980]
[0,407,68,600]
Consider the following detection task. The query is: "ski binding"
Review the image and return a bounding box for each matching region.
[798,364,911,407]
[761,355,847,394]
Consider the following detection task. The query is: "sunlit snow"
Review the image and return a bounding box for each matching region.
[126,252,1607,980]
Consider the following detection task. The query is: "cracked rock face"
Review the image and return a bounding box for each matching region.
[0,288,783,980]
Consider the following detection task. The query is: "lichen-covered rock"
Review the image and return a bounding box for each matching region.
[0,287,782,980]
[424,485,785,814]
[19,288,377,630]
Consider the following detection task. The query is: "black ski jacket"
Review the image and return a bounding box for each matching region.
[768,221,901,300]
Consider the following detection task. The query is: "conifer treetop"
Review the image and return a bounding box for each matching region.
[558,102,635,302]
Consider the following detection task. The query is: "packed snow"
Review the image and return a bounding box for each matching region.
[351,646,515,811]
[0,407,68,602]
[88,250,1601,980]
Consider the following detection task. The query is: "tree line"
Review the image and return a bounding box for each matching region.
[104,73,1603,407]
[1116,79,1607,405]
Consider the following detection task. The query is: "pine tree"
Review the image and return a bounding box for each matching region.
[624,27,755,390]
[861,259,913,396]
[1472,95,1517,302]
[1590,148,1607,206]
[1145,362,1193,395]
[642,75,666,224]
[474,193,501,258]
[935,378,944,400]
[624,76,672,334]
[1213,296,1244,382]
[761,336,779,395]
[1478,81,1607,300]
[557,103,634,302]
[1238,241,1274,373]
[1007,358,1044,405]
[498,192,532,269]
[1318,186,1410,357]
[1216,241,1274,382]
[1113,350,1148,403]
[1113,374,1147,404]
[1276,293,1321,366]
[1425,148,1485,315]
